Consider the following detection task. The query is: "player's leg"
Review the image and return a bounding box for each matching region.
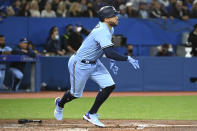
[58,57,92,107]
[83,60,115,127]
[54,56,92,120]
[54,89,75,120]
[9,68,23,91]
[0,65,6,89]
[88,85,115,114]
[0,70,5,89]
[89,61,115,113]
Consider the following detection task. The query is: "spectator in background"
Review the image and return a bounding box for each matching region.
[51,0,60,12]
[156,43,174,56]
[82,1,97,17]
[18,2,31,16]
[190,0,197,18]
[159,0,170,8]
[170,0,190,20]
[127,0,140,10]
[149,1,168,19]
[9,38,36,91]
[12,0,21,16]
[46,26,66,56]
[125,44,133,56]
[28,40,39,54]
[79,0,88,14]
[30,0,40,17]
[61,24,73,55]
[112,0,125,10]
[0,8,6,18]
[41,2,56,17]
[68,2,82,17]
[183,0,193,12]
[56,1,68,17]
[126,2,138,17]
[138,2,149,19]
[38,0,47,12]
[65,24,89,54]
[0,0,12,13]
[165,0,176,13]
[5,6,15,16]
[93,0,104,11]
[118,4,128,18]
[66,24,84,54]
[0,35,12,89]
[188,24,197,56]
[20,0,27,8]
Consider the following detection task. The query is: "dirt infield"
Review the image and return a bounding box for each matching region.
[1,91,197,131]
[1,119,197,131]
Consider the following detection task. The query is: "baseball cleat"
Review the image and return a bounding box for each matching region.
[83,112,105,127]
[54,97,63,120]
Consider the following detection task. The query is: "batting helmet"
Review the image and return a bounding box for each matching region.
[98,6,119,21]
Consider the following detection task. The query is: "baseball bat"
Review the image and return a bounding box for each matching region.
[18,119,42,124]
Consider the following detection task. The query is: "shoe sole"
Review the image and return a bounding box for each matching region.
[83,115,105,128]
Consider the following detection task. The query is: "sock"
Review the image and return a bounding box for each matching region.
[58,90,76,108]
[89,85,115,114]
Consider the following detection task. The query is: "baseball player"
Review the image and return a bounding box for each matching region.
[0,35,12,89]
[9,38,36,91]
[54,6,140,127]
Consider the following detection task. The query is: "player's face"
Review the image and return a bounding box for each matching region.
[0,37,5,45]
[20,42,28,49]
[106,16,118,27]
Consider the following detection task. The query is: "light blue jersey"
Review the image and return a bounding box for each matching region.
[0,46,12,88]
[0,46,12,70]
[0,46,12,52]
[68,22,115,97]
[76,22,114,61]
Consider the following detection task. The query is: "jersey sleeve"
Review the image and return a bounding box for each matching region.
[94,30,114,49]
[4,46,12,51]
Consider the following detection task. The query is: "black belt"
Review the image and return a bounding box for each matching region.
[81,59,96,64]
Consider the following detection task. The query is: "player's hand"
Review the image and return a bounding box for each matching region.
[127,56,140,69]
[110,59,119,75]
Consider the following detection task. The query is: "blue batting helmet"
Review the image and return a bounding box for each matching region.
[98,6,119,21]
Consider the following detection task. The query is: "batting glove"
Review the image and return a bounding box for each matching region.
[127,56,140,69]
[110,59,119,75]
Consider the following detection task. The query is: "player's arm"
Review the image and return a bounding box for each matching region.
[103,46,140,69]
[95,31,139,69]
[95,31,128,61]
[103,46,128,61]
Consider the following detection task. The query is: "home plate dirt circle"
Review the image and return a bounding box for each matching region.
[1,120,197,131]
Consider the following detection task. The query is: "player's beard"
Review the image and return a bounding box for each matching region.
[109,21,118,27]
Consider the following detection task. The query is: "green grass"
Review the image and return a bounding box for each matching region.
[0,96,197,120]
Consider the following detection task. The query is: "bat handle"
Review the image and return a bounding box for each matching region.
[33,120,42,123]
